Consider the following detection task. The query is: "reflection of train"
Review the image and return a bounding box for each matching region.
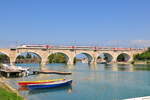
[17,45,142,51]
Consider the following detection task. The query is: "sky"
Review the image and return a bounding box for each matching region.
[0,0,150,47]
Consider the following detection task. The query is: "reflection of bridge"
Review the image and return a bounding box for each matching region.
[0,47,145,66]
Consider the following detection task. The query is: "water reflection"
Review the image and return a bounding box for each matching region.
[104,64,127,71]
[104,64,150,72]
[18,86,29,91]
[12,63,150,100]
[133,64,150,71]
[28,86,72,95]
[15,63,150,72]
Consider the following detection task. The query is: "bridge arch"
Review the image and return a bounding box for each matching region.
[15,52,42,64]
[116,53,131,62]
[0,52,10,64]
[97,53,113,63]
[47,52,70,64]
[74,52,93,64]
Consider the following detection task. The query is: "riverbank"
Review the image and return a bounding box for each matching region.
[0,77,24,100]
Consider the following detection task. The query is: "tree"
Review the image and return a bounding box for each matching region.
[97,56,101,59]
[148,47,150,52]
[134,48,150,61]
[0,54,10,63]
[17,55,25,59]
[117,54,125,62]
[48,53,67,63]
[26,53,32,59]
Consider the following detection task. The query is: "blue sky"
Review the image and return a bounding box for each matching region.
[0,0,150,47]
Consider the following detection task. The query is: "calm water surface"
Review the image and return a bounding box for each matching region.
[7,63,150,100]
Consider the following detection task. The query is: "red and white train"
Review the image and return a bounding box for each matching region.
[17,45,52,49]
[17,45,142,51]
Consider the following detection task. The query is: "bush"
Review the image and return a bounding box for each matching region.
[48,53,67,63]
[134,47,150,61]
[131,61,135,64]
[146,61,150,64]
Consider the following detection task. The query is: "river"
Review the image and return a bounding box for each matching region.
[6,63,150,100]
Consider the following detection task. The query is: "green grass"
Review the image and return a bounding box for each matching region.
[0,87,24,100]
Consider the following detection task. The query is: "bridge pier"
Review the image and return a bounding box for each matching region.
[40,55,49,67]
[10,62,16,66]
[67,58,74,65]
[9,57,16,66]
[40,62,47,67]
[89,60,97,64]
[129,56,133,61]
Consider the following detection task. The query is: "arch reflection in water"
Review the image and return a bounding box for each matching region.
[28,85,72,95]
[104,64,135,72]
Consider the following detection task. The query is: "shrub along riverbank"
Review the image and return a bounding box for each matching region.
[133,48,150,64]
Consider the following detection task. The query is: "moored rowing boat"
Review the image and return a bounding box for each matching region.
[18,78,65,86]
[27,79,72,90]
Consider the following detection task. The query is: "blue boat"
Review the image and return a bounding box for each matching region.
[27,79,72,90]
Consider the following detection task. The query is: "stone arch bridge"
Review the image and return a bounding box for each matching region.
[0,47,145,66]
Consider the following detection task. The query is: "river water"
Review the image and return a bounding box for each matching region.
[7,63,150,100]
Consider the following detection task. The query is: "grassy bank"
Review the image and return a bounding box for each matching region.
[131,60,150,64]
[0,78,24,100]
[0,87,23,100]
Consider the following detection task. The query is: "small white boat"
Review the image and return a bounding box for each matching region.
[124,96,150,100]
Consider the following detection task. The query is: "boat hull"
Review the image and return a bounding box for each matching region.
[18,79,64,86]
[27,80,72,90]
